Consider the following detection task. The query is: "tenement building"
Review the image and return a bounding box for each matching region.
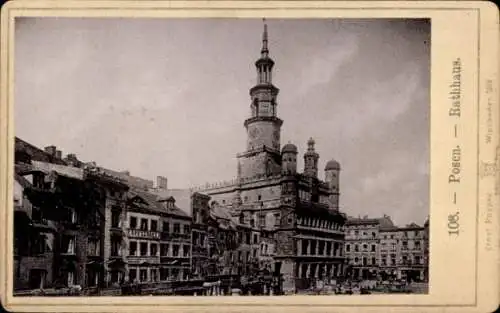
[13,138,130,293]
[13,138,192,294]
[124,189,192,284]
[345,215,429,282]
[344,215,394,280]
[190,23,347,293]
[379,221,429,282]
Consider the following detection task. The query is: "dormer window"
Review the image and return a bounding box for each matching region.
[163,197,176,210]
[32,173,45,188]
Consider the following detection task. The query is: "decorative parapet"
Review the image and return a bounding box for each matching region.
[189,174,283,192]
[189,178,238,192]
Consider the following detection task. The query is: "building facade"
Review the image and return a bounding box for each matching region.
[124,189,192,284]
[379,222,429,282]
[345,215,429,282]
[13,138,130,292]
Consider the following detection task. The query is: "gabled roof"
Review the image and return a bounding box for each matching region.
[14,173,32,189]
[15,163,34,175]
[210,204,232,221]
[15,137,67,165]
[128,188,189,218]
[149,188,192,217]
[346,215,395,228]
[31,160,84,180]
[158,196,176,202]
[399,222,423,230]
[100,168,153,190]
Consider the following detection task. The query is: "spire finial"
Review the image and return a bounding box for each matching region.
[261,18,269,57]
[307,137,316,152]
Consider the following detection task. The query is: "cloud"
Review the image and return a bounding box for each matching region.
[15,18,430,226]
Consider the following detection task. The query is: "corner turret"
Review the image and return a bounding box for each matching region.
[281,142,298,175]
[303,138,319,178]
[325,159,341,210]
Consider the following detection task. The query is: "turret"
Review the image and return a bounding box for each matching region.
[303,138,319,178]
[325,159,341,210]
[281,142,298,175]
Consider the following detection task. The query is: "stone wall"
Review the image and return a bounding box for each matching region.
[246,120,281,151]
[239,151,281,179]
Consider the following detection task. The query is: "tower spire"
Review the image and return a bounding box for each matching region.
[261,18,269,57]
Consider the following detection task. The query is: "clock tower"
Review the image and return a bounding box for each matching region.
[237,20,283,179]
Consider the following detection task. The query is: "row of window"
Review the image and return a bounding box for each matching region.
[346,243,377,252]
[348,230,378,238]
[351,255,424,266]
[349,230,422,239]
[351,256,377,266]
[217,189,282,205]
[129,241,190,257]
[383,240,423,250]
[346,240,423,252]
[380,255,423,265]
[128,267,190,283]
[299,239,342,256]
[128,216,189,234]
[228,248,269,263]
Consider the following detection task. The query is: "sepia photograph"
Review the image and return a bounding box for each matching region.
[11,17,431,297]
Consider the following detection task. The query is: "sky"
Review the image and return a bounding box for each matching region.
[14,18,430,226]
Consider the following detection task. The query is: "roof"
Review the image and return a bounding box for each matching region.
[281,143,298,154]
[14,173,32,189]
[346,217,380,226]
[15,163,34,175]
[149,188,192,217]
[15,137,67,165]
[100,168,153,190]
[399,222,424,230]
[210,204,232,221]
[31,160,84,180]
[128,188,189,218]
[346,215,395,228]
[325,159,341,171]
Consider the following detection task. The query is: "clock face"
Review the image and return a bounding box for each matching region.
[249,127,260,139]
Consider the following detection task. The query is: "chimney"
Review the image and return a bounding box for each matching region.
[55,150,62,159]
[44,145,57,156]
[121,170,130,176]
[156,176,168,190]
[65,153,78,167]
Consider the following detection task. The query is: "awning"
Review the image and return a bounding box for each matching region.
[165,260,179,265]
[202,281,221,287]
[86,260,104,267]
[140,261,160,267]
[107,259,127,268]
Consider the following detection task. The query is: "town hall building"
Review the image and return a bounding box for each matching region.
[191,22,347,293]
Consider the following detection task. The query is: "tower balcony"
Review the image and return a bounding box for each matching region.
[243,116,283,128]
[249,83,279,95]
